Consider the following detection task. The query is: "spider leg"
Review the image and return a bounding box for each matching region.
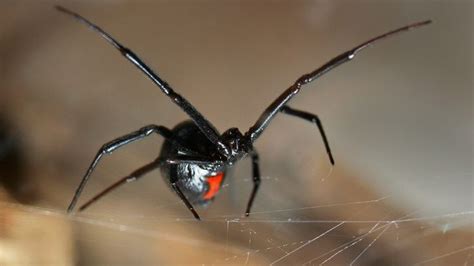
[245,150,261,216]
[245,20,431,142]
[79,158,163,212]
[55,6,227,154]
[280,106,334,165]
[171,181,201,220]
[79,157,216,220]
[67,125,172,213]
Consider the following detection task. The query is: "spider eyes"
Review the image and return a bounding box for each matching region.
[221,128,246,148]
[221,128,243,138]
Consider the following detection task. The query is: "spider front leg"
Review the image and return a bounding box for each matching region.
[67,125,173,213]
[55,6,225,152]
[245,20,431,143]
[245,150,261,216]
[280,106,334,165]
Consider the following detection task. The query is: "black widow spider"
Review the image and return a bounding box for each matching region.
[57,6,431,220]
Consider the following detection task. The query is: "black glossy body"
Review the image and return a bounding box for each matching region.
[56,5,430,220]
[159,121,228,206]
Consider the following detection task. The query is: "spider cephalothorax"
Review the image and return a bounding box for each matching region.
[57,5,431,220]
[220,128,252,163]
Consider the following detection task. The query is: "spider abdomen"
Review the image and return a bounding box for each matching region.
[159,121,227,205]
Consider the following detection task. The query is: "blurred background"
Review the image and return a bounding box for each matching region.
[0,0,472,265]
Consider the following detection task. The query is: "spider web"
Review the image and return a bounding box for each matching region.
[1,199,472,265]
[1,165,472,265]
